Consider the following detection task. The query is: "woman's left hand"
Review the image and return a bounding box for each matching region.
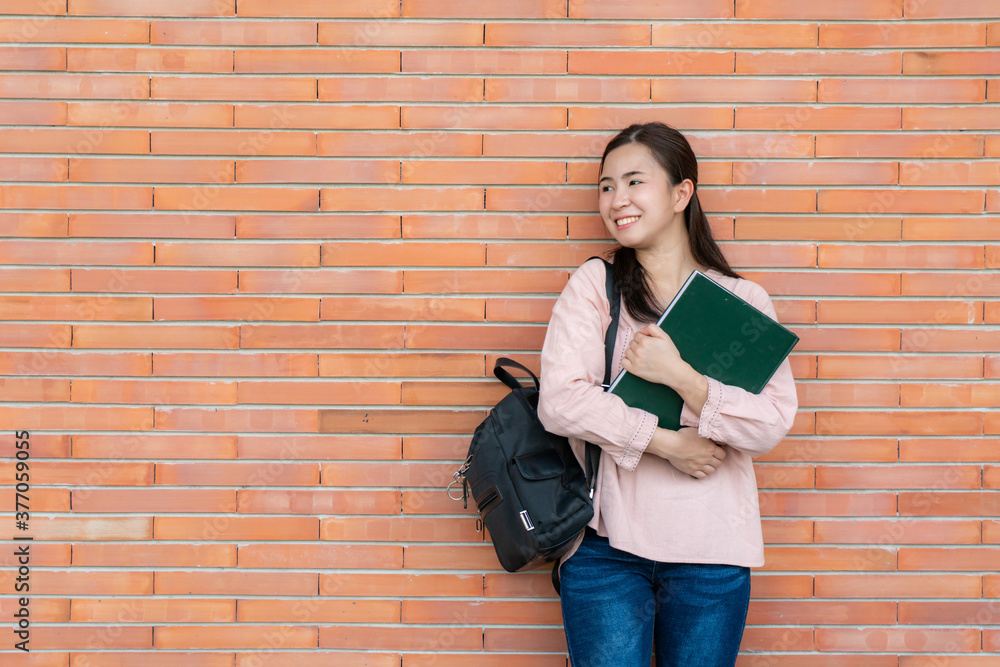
[621,323,689,388]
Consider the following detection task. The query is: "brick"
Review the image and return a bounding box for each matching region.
[403,105,566,131]
[406,657,563,667]
[761,546,895,571]
[654,22,815,47]
[320,573,481,598]
[154,407,319,432]
[734,161,897,185]
[0,432,69,459]
[239,489,398,515]
[797,382,899,407]
[319,409,485,435]
[699,189,818,215]
[820,134,983,158]
[403,0,562,17]
[486,241,619,267]
[157,570,316,595]
[319,76,482,102]
[403,269,566,293]
[2,17,147,45]
[403,544,498,569]
[155,516,318,541]
[902,384,1000,407]
[155,626,317,650]
[905,51,1000,75]
[72,599,234,623]
[720,241,819,267]
[321,241,484,266]
[484,572,559,598]
[153,352,316,377]
[74,655,233,667]
[0,100,66,125]
[0,350,151,376]
[0,267,69,291]
[758,438,898,463]
[70,158,234,184]
[152,76,316,101]
[900,600,1000,625]
[320,296,482,321]
[772,301,816,324]
[74,324,238,349]
[818,354,982,380]
[32,626,152,650]
[236,655,397,667]
[322,461,457,487]
[760,491,897,517]
[821,78,986,103]
[151,130,315,157]
[737,0,900,17]
[819,299,980,325]
[239,0,396,17]
[901,161,1000,186]
[154,19,317,45]
[0,212,66,237]
[817,574,981,599]
[488,21,646,47]
[68,47,231,72]
[72,379,235,404]
[402,489,476,515]
[0,73,148,99]
[820,244,982,269]
[741,627,813,652]
[2,486,67,511]
[907,0,999,17]
[239,599,398,623]
[1,459,151,485]
[738,51,901,75]
[156,242,318,267]
[751,271,900,298]
[0,240,152,266]
[236,48,399,74]
[154,296,319,322]
[485,628,565,652]
[0,542,70,566]
[653,78,816,103]
[486,186,594,212]
[402,159,562,185]
[402,214,566,239]
[238,380,399,405]
[323,20,481,46]
[736,105,901,131]
[900,491,1000,517]
[569,105,733,130]
[321,625,479,652]
[403,599,560,625]
[571,50,732,75]
[571,0,731,18]
[156,461,319,488]
[319,352,482,377]
[689,133,814,159]
[237,435,400,460]
[0,598,69,623]
[72,269,236,294]
[816,411,983,436]
[0,377,69,401]
[69,0,234,16]
[820,22,986,47]
[0,184,152,210]
[754,465,815,490]
[901,439,1000,463]
[818,189,985,214]
[485,298,555,322]
[239,323,403,347]
[156,187,319,212]
[1,0,66,13]
[74,433,236,459]
[405,324,545,350]
[70,213,235,238]
[237,215,400,239]
[0,517,151,541]
[73,488,236,514]
[0,45,64,69]
[73,543,235,567]
[815,518,981,544]
[320,187,482,212]
[0,128,149,154]
[817,627,979,653]
[238,543,402,569]
[237,158,397,184]
[403,49,563,75]
[482,132,609,158]
[904,106,1000,130]
[235,103,398,130]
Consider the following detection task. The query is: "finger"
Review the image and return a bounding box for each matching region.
[693,470,706,479]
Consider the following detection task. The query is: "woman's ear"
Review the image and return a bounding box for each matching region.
[673,179,695,213]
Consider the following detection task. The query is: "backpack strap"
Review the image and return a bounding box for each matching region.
[585,256,621,498]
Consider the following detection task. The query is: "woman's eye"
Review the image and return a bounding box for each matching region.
[600,185,612,192]
[629,180,642,186]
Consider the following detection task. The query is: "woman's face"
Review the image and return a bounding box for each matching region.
[598,142,689,252]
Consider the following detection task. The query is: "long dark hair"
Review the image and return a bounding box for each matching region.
[600,122,740,322]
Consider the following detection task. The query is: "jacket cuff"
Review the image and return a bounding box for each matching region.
[695,376,725,440]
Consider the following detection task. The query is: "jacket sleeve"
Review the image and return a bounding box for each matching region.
[678,280,798,457]
[538,260,658,472]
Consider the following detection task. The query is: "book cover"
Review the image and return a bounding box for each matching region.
[608,271,799,431]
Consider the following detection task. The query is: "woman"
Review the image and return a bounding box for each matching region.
[538,122,798,667]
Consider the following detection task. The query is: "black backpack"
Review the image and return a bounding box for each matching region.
[449,258,621,581]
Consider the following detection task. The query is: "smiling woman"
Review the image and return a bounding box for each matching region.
[538,122,798,667]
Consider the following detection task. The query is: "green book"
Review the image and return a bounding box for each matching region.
[607,270,799,431]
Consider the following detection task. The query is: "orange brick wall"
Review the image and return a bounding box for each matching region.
[0,0,998,665]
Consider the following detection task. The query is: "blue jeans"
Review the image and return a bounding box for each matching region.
[560,529,750,667]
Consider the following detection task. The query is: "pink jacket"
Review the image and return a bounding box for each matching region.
[538,258,798,567]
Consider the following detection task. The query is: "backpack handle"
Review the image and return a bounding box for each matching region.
[494,357,539,393]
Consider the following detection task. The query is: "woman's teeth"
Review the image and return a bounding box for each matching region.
[616,216,639,227]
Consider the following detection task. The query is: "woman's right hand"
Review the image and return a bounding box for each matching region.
[646,427,727,479]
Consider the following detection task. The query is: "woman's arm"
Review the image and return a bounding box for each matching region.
[537,259,658,472]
